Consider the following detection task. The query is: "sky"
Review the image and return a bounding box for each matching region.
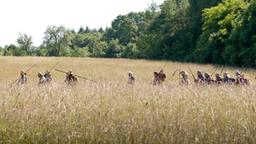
[0,0,164,47]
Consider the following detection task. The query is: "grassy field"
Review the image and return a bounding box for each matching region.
[0,56,256,144]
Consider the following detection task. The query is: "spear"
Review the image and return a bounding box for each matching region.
[48,62,60,72]
[210,67,218,76]
[240,66,248,75]
[220,66,224,75]
[188,66,196,81]
[55,69,96,83]
[171,69,180,77]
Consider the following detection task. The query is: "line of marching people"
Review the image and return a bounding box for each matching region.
[18,70,54,85]
[127,69,249,86]
[16,67,249,87]
[179,70,249,86]
[17,69,78,86]
[127,69,167,86]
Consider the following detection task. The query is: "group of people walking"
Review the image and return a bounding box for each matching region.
[17,69,78,86]
[127,69,249,86]
[178,70,249,86]
[16,67,249,87]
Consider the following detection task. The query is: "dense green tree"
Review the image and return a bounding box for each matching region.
[224,0,256,67]
[104,13,139,45]
[105,39,123,58]
[3,44,20,56]
[187,0,221,45]
[78,32,107,57]
[42,26,72,56]
[137,0,190,60]
[16,33,34,55]
[121,43,140,58]
[71,31,102,49]
[78,27,85,34]
[195,0,247,64]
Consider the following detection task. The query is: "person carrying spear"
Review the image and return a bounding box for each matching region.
[55,69,96,86]
[188,67,204,85]
[214,73,223,85]
[44,70,52,83]
[235,70,249,85]
[37,72,47,85]
[152,69,166,86]
[152,61,168,86]
[64,70,78,86]
[43,62,59,84]
[14,64,36,85]
[17,70,28,85]
[223,72,236,85]
[204,72,214,85]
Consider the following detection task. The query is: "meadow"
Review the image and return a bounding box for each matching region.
[0,56,256,144]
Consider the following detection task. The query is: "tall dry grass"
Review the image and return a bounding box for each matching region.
[0,56,256,144]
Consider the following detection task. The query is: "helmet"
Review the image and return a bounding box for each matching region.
[181,71,188,76]
[67,69,73,75]
[235,70,241,76]
[223,72,228,77]
[154,72,158,76]
[38,72,43,77]
[180,71,185,75]
[20,70,25,75]
[204,72,209,77]
[128,71,133,76]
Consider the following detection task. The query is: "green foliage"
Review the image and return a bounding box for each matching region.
[3,44,21,56]
[104,12,143,45]
[16,33,34,55]
[105,39,123,58]
[136,0,220,61]
[121,43,139,58]
[224,0,256,67]
[195,0,247,64]
[42,26,72,56]
[88,41,108,57]
[37,47,48,56]
[138,0,190,60]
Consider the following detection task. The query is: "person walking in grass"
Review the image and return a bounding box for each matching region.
[38,72,47,85]
[194,71,205,85]
[17,70,28,85]
[44,70,52,83]
[158,69,166,85]
[204,72,214,85]
[235,70,249,85]
[153,69,166,86]
[127,71,135,85]
[223,72,235,85]
[214,73,223,85]
[180,71,189,85]
[65,70,78,86]
[153,72,159,86]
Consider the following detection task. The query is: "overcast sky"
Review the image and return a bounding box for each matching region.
[0,0,164,47]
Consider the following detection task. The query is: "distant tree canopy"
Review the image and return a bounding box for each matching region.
[1,0,256,67]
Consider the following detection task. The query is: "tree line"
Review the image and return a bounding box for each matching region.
[1,0,255,67]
